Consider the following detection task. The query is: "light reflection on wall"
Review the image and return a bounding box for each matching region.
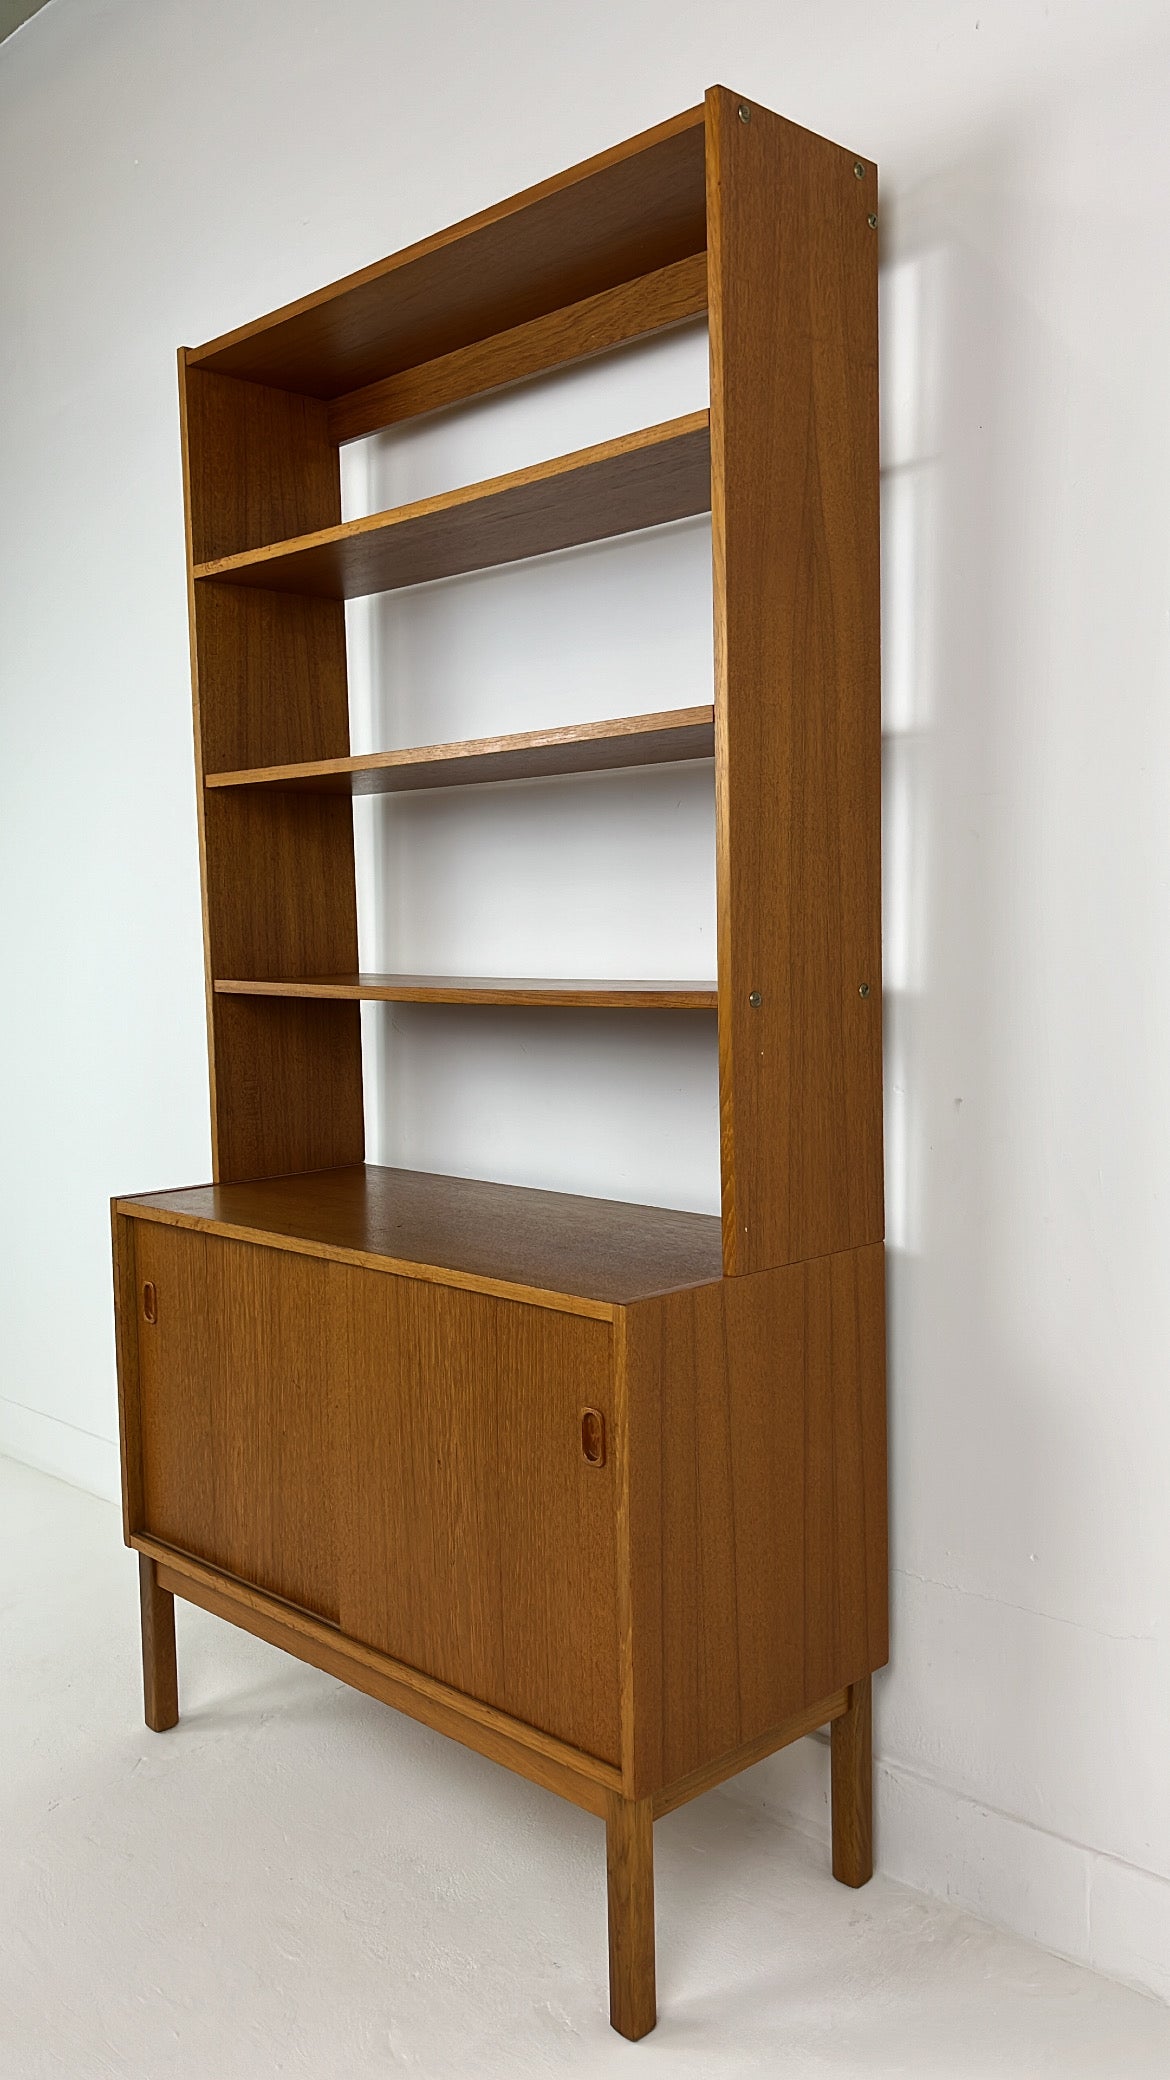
[881,245,946,1255]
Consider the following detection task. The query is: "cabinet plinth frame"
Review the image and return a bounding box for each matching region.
[116,85,887,2043]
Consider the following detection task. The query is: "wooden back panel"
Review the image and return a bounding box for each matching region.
[707,87,884,1274]
[177,358,364,1180]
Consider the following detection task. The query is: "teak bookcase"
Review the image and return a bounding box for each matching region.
[112,86,886,2040]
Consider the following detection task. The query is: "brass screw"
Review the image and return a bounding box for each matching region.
[859,982,871,998]
[749,991,763,1008]
[854,161,865,178]
[867,212,878,229]
[738,102,751,123]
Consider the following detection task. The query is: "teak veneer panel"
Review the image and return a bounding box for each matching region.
[202,793,360,981]
[214,974,717,1010]
[134,1223,341,1622]
[190,107,707,395]
[193,414,711,601]
[619,1240,887,1796]
[205,706,715,796]
[132,1228,621,1761]
[181,365,342,564]
[191,584,352,777]
[117,1164,724,1312]
[338,1277,620,1762]
[707,88,884,1273]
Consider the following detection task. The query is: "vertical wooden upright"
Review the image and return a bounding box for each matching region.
[707,86,884,1275]
[177,360,364,1181]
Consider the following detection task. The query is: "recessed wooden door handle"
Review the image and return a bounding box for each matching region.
[142,1281,158,1324]
[581,1407,606,1466]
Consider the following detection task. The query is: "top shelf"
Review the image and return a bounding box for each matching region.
[186,106,707,397]
[193,412,711,601]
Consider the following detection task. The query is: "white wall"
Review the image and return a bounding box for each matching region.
[3,0,1170,2007]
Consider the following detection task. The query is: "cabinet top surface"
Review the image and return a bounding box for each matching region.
[117,1164,724,1313]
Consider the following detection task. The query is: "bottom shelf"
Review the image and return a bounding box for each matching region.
[116,1163,724,1310]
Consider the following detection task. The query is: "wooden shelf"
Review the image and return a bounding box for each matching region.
[205,706,715,796]
[116,1163,723,1311]
[186,107,706,397]
[214,974,718,1010]
[193,414,711,601]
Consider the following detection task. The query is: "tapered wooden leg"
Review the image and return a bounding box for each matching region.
[831,1675,873,1886]
[605,1793,656,2040]
[139,1554,178,1732]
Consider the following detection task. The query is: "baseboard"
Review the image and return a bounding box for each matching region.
[720,1733,1170,2006]
[0,1398,121,1504]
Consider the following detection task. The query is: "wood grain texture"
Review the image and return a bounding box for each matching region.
[207,997,364,1184]
[831,1675,874,1887]
[214,974,717,1010]
[193,414,711,600]
[605,1794,656,2040]
[138,1554,178,1733]
[327,255,707,442]
[177,354,364,1182]
[116,1165,724,1313]
[133,1224,341,1621]
[205,705,715,796]
[192,584,351,776]
[618,1241,888,1797]
[202,793,359,981]
[706,86,884,1273]
[190,107,706,395]
[338,1276,621,1761]
[111,1210,143,1544]
[651,1689,848,1818]
[146,1545,619,1816]
[182,366,341,564]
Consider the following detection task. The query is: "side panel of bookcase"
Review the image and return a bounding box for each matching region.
[178,356,364,1180]
[707,88,884,1275]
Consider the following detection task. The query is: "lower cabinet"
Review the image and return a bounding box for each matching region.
[130,1222,620,1763]
[122,1208,888,1799]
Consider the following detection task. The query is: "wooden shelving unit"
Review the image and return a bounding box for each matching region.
[112,86,887,2043]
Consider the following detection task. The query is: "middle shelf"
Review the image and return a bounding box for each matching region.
[192,410,711,600]
[214,975,717,1009]
[205,705,715,796]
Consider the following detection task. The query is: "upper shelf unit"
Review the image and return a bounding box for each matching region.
[193,413,710,601]
[185,106,708,399]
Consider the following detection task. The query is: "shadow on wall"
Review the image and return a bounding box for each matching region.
[736,31,1170,1993]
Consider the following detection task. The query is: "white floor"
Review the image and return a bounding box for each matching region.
[1,1458,1167,2079]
